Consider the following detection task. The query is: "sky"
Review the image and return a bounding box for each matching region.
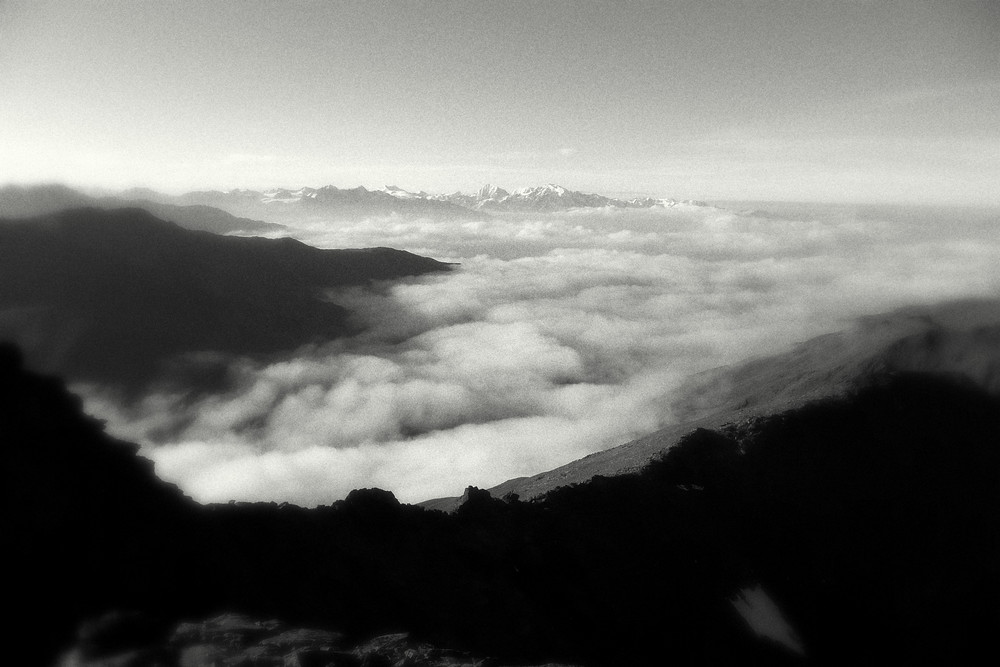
[1,0,998,204]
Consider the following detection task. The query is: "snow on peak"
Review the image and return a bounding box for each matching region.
[194,182,696,213]
[426,183,693,211]
[477,184,510,200]
[381,185,425,200]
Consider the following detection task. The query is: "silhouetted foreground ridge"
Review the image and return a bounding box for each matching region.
[4,343,998,665]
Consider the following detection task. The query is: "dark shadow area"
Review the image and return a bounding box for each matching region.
[0,208,451,393]
[4,342,997,665]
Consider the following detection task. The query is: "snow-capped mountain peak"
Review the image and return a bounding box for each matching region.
[381,185,428,200]
[423,182,704,212]
[515,183,567,196]
[477,184,510,201]
[172,182,702,217]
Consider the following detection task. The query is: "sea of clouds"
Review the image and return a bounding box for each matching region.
[83,203,1000,505]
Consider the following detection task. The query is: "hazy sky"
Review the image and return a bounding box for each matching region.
[2,0,998,203]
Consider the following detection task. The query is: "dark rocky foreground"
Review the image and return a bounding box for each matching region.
[62,611,569,667]
[4,343,998,666]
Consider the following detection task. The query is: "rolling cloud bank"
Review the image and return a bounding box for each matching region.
[82,203,1000,505]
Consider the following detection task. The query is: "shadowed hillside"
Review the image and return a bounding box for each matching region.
[5,343,997,666]
[0,183,285,234]
[670,298,1000,421]
[0,208,452,388]
[427,299,1000,509]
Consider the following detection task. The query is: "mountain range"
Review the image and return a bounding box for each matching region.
[0,184,285,235]
[426,183,707,212]
[154,185,482,222]
[0,207,451,389]
[1,182,706,230]
[173,182,707,218]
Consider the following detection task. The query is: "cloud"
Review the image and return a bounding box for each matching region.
[80,203,1000,505]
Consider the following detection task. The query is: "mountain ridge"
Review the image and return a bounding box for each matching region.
[0,183,285,235]
[420,297,1000,511]
[7,342,998,666]
[160,184,485,222]
[158,181,710,219]
[1,182,709,226]
[410,182,707,212]
[0,207,452,389]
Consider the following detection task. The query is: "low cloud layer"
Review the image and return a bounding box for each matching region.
[82,203,1000,505]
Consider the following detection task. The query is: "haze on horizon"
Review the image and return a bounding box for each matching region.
[2,0,998,206]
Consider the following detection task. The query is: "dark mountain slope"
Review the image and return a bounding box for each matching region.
[2,345,202,666]
[113,200,285,235]
[422,299,1000,509]
[5,344,998,666]
[716,374,1000,664]
[0,208,451,387]
[671,298,1000,422]
[0,183,284,234]
[0,183,94,214]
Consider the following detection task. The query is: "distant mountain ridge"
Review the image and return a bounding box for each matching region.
[425,182,707,212]
[151,185,485,222]
[0,183,284,235]
[1,182,706,223]
[140,182,705,218]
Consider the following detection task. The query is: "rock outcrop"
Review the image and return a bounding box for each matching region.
[60,611,583,667]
